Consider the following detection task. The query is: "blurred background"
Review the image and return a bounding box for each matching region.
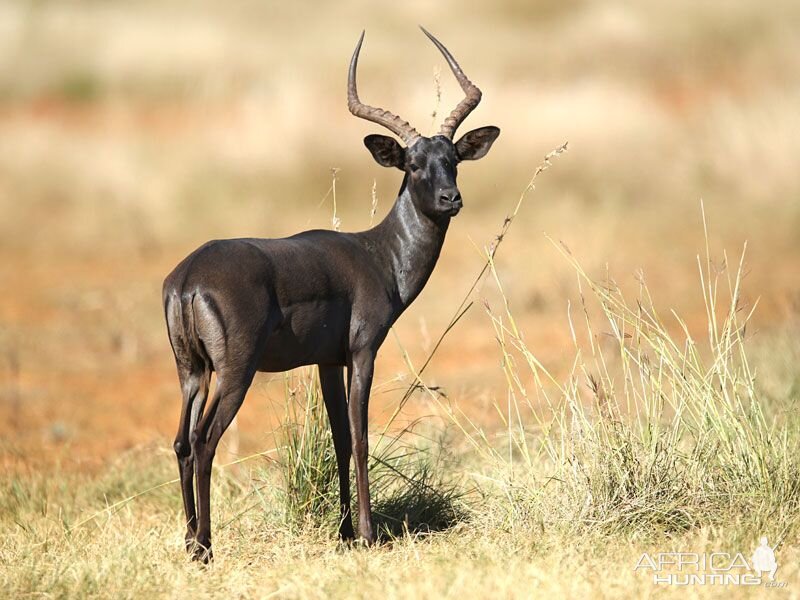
[1,0,799,472]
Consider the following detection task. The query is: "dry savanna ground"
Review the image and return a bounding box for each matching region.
[1,0,799,598]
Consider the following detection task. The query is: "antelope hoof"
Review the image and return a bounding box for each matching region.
[358,523,377,547]
[339,521,355,543]
[184,531,197,554]
[189,540,213,564]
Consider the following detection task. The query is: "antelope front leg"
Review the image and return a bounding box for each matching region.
[347,350,376,545]
[319,365,354,541]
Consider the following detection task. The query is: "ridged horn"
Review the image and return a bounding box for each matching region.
[348,31,421,145]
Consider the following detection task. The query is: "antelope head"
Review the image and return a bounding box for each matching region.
[348,27,500,220]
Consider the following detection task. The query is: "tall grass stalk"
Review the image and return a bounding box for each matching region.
[472,210,800,543]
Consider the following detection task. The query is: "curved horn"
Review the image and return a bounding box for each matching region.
[348,31,421,146]
[420,27,482,139]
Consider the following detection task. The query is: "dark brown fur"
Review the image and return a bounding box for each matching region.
[163,29,499,562]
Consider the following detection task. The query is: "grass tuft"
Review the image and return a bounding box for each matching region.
[275,368,468,540]
[467,210,800,548]
[275,369,339,529]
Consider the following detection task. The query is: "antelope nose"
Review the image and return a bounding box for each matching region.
[439,189,462,205]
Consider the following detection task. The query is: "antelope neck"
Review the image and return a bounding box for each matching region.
[361,177,449,309]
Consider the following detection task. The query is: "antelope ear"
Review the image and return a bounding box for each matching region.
[454,126,500,161]
[364,134,405,169]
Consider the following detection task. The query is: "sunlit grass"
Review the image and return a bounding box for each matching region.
[464,207,800,549]
[4,203,799,598]
[2,2,800,595]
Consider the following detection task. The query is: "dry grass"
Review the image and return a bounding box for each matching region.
[2,224,798,598]
[3,469,796,599]
[1,0,800,597]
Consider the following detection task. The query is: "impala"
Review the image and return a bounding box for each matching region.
[163,27,499,562]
